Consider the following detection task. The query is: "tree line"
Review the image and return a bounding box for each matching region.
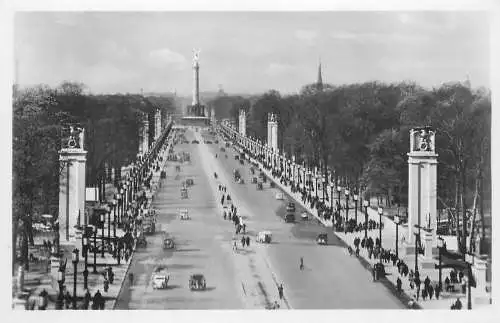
[12,81,175,271]
[208,81,491,255]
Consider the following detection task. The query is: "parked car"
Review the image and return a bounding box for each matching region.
[285,213,295,223]
[257,231,272,243]
[286,202,296,213]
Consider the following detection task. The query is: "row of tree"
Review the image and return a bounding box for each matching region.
[208,81,491,255]
[12,81,175,271]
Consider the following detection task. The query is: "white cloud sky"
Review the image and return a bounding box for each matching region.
[14,11,490,95]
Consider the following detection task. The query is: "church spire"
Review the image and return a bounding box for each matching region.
[316,59,323,91]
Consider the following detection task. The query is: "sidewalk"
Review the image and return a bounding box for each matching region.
[233,142,488,310]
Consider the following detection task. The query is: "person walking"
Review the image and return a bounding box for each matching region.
[428,284,434,300]
[396,277,402,293]
[278,284,284,300]
[241,236,246,248]
[435,284,441,299]
[299,257,304,271]
[246,236,250,247]
[83,289,91,310]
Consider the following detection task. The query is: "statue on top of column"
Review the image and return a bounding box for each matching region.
[62,125,85,150]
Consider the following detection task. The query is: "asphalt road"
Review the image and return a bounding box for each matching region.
[115,127,404,309]
[115,129,245,309]
[205,130,405,309]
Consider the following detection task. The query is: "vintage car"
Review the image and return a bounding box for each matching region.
[181,188,188,199]
[275,192,284,200]
[191,140,200,144]
[234,154,239,160]
[142,217,156,235]
[214,140,219,144]
[179,208,190,220]
[257,231,272,244]
[285,213,295,223]
[225,142,230,148]
[152,266,170,289]
[175,165,181,172]
[186,178,194,186]
[220,147,226,152]
[239,159,245,165]
[136,233,147,248]
[286,202,296,213]
[189,274,207,291]
[252,177,258,184]
[163,238,175,250]
[300,212,309,220]
[316,233,328,245]
[257,182,263,190]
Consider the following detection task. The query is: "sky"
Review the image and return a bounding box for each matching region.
[14,11,490,95]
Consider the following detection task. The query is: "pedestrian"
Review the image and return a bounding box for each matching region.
[435,284,441,299]
[83,289,91,310]
[278,284,284,300]
[428,284,434,300]
[246,236,250,247]
[38,289,48,310]
[396,277,402,293]
[241,236,246,248]
[422,288,428,301]
[243,223,246,234]
[454,298,462,310]
[424,276,431,290]
[64,289,72,309]
[372,265,376,282]
[104,277,109,292]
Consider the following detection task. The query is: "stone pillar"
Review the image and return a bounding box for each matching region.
[143,116,149,154]
[58,126,87,245]
[267,113,278,153]
[239,109,247,137]
[155,108,162,140]
[406,127,438,244]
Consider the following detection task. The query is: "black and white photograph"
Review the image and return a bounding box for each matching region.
[5,0,498,318]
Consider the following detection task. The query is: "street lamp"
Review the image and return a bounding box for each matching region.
[113,199,117,238]
[100,212,105,258]
[464,253,474,310]
[363,200,369,239]
[71,248,79,309]
[353,193,359,224]
[413,224,423,273]
[394,215,400,259]
[92,225,97,273]
[329,183,334,213]
[436,236,444,290]
[56,267,65,309]
[344,189,350,233]
[377,207,383,256]
[107,204,112,243]
[322,177,326,202]
[116,193,122,225]
[82,235,89,289]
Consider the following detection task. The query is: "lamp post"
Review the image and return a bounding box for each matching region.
[322,177,326,202]
[107,205,111,244]
[413,224,423,273]
[436,236,444,290]
[464,252,474,310]
[363,200,369,239]
[377,207,383,264]
[82,235,88,290]
[315,174,319,199]
[344,189,350,233]
[116,193,122,226]
[71,248,79,309]
[337,186,341,210]
[100,212,105,258]
[394,215,400,259]
[353,194,359,224]
[92,225,97,273]
[113,199,117,238]
[329,183,334,213]
[56,268,65,309]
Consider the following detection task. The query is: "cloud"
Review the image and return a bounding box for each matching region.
[330,31,428,44]
[295,29,318,45]
[149,48,187,68]
[266,63,295,77]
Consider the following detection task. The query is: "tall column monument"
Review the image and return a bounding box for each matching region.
[239,109,247,137]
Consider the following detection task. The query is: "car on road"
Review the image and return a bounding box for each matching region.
[220,147,226,152]
[191,140,200,144]
[204,140,212,144]
[257,231,272,243]
[285,213,295,223]
[286,202,296,213]
[301,211,309,220]
[182,140,189,144]
[316,233,328,245]
[179,208,190,220]
[163,237,175,249]
[186,178,194,186]
[275,192,284,200]
[189,274,207,291]
[152,266,170,289]
[214,140,219,144]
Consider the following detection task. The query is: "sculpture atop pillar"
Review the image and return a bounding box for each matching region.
[267,113,278,153]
